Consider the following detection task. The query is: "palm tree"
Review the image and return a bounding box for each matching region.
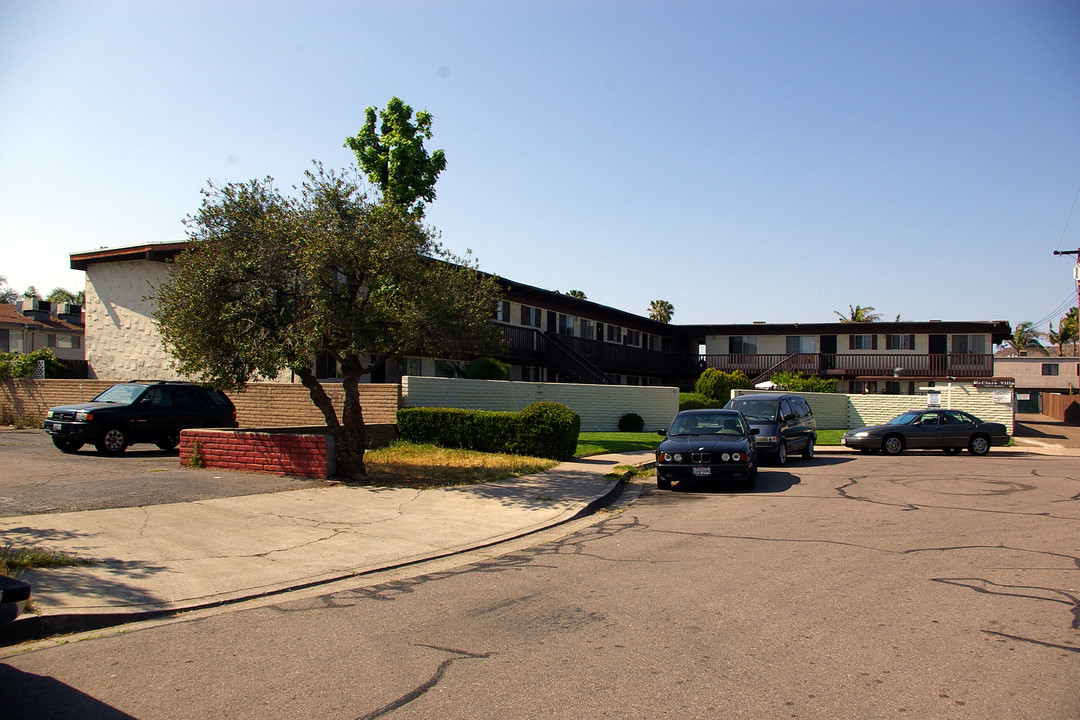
[0,276,17,304]
[648,299,674,323]
[1049,313,1078,356]
[1005,321,1045,355]
[834,304,882,323]
[567,290,587,300]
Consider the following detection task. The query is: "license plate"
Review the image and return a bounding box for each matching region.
[692,466,711,477]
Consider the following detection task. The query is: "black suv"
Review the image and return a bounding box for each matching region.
[43,381,237,455]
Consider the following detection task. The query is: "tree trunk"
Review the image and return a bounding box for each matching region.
[295,367,367,481]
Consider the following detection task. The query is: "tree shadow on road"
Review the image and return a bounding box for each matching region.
[0,664,139,719]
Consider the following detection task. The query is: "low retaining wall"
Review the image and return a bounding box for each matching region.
[180,429,335,479]
[401,376,680,432]
[179,424,398,479]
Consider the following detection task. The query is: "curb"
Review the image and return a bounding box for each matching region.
[0,473,631,645]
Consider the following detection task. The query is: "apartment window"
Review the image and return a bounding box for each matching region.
[849,334,877,350]
[648,334,662,352]
[405,357,423,376]
[786,336,815,353]
[952,335,986,354]
[625,329,641,346]
[1042,363,1060,376]
[606,324,622,343]
[522,366,544,382]
[885,334,916,350]
[729,336,757,354]
[579,319,596,341]
[558,314,575,336]
[492,300,510,322]
[46,334,57,348]
[0,329,8,352]
[520,305,541,327]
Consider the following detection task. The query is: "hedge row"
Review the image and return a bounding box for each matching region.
[396,401,581,461]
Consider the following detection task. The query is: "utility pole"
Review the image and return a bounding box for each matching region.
[1053,249,1080,389]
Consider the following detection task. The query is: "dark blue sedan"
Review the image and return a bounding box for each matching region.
[656,409,759,490]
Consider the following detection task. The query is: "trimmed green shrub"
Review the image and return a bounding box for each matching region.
[769,370,838,393]
[618,412,644,432]
[0,349,66,379]
[396,401,580,460]
[678,392,726,411]
[694,368,750,404]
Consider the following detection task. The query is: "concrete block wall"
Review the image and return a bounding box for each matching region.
[733,384,1015,434]
[179,429,332,478]
[731,389,849,429]
[402,376,680,432]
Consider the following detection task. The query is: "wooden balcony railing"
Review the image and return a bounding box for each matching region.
[699,352,995,379]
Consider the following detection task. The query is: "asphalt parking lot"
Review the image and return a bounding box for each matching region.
[0,429,331,517]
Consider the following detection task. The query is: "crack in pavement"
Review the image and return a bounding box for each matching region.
[356,644,494,720]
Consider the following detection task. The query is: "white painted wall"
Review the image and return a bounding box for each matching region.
[402,376,680,432]
[85,260,180,380]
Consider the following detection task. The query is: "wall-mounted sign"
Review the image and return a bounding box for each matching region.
[926,390,941,408]
[973,379,1014,388]
[993,389,1013,404]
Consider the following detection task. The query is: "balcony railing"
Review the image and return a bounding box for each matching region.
[699,352,995,379]
[495,325,996,383]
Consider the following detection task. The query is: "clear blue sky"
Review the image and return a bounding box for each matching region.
[2,1,1079,329]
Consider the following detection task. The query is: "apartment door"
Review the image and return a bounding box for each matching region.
[929,334,947,376]
[820,334,837,372]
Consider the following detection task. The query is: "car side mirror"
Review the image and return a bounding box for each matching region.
[658,429,667,437]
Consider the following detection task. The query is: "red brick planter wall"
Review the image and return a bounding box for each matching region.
[180,429,333,479]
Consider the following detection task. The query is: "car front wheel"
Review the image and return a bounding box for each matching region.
[883,435,904,455]
[96,425,129,455]
[52,438,84,453]
[968,435,990,456]
[776,441,788,466]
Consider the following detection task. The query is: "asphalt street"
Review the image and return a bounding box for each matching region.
[3,450,1077,719]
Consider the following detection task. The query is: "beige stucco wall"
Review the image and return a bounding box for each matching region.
[401,376,679,432]
[994,357,1079,392]
[85,260,179,380]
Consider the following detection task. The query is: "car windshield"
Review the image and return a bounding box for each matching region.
[727,398,777,422]
[91,384,147,404]
[669,413,745,436]
[887,411,921,426]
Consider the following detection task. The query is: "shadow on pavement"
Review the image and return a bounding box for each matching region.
[0,665,139,720]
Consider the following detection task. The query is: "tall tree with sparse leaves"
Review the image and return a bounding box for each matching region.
[344,97,447,217]
[154,166,502,480]
[649,299,674,323]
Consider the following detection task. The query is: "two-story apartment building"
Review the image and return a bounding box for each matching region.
[0,301,85,366]
[68,242,1011,392]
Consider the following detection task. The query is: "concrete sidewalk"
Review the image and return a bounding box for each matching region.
[0,451,651,642]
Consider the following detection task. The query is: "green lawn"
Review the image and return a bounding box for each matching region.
[815,429,845,446]
[576,431,663,457]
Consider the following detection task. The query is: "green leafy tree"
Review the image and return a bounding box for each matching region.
[153,166,502,480]
[694,368,750,405]
[649,299,674,323]
[1004,321,1045,355]
[567,290,587,300]
[0,276,18,304]
[46,288,81,305]
[22,286,41,301]
[834,304,881,322]
[344,97,447,217]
